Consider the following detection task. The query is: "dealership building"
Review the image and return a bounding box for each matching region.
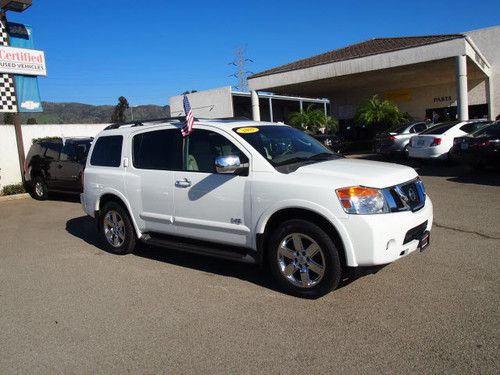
[246,25,499,125]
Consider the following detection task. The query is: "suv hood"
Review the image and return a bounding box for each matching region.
[294,158,418,188]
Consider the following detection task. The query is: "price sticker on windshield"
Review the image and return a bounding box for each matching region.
[236,127,259,134]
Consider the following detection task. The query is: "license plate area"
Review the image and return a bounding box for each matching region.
[461,142,468,150]
[419,231,430,252]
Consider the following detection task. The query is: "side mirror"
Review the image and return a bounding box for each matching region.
[215,155,247,174]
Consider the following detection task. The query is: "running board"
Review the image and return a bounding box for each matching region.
[140,233,257,264]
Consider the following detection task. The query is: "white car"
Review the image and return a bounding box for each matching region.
[81,118,433,298]
[408,119,490,160]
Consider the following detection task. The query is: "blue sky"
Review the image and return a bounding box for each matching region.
[6,0,500,106]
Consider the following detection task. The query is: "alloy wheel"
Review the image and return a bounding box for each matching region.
[277,233,326,288]
[103,210,126,248]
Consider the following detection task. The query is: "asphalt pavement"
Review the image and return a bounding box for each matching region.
[0,159,499,374]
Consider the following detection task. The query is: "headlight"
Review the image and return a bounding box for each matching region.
[336,186,389,214]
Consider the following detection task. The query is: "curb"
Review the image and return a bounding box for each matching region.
[0,193,30,202]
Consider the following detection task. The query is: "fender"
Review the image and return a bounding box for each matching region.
[95,188,144,239]
[255,199,358,267]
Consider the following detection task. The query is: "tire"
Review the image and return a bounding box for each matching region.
[403,145,410,160]
[30,176,48,200]
[99,201,136,255]
[267,219,341,299]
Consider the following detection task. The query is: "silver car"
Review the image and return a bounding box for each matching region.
[375,122,430,158]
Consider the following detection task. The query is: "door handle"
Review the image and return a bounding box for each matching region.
[175,178,191,188]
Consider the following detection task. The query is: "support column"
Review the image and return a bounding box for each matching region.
[486,76,494,121]
[268,97,273,122]
[251,90,260,121]
[456,55,469,121]
[323,102,327,116]
[299,100,303,113]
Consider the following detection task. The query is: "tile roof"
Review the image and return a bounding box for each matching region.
[249,34,464,79]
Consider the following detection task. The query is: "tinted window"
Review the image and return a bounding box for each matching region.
[60,143,76,161]
[460,121,489,134]
[90,136,123,167]
[26,142,47,161]
[420,122,460,135]
[42,141,62,160]
[186,130,248,173]
[133,129,182,170]
[472,122,500,138]
[74,141,92,161]
[412,123,427,133]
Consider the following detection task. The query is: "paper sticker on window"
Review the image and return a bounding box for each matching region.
[236,127,259,134]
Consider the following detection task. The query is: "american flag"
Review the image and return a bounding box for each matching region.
[180,95,194,137]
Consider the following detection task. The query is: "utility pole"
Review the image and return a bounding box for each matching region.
[229,46,253,92]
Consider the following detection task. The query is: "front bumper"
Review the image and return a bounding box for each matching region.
[343,197,433,266]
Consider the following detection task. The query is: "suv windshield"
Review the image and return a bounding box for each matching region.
[234,125,338,167]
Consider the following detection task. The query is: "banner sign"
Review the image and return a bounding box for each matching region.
[7,22,44,113]
[0,45,46,76]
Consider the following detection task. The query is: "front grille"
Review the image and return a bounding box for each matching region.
[385,178,425,213]
[404,221,428,244]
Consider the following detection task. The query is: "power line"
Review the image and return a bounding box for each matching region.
[228,45,253,92]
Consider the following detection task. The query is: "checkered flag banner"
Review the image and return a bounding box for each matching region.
[0,13,18,113]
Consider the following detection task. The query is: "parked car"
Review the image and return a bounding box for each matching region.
[24,137,93,200]
[408,119,490,161]
[374,121,429,158]
[81,118,433,298]
[449,121,500,168]
[312,133,343,153]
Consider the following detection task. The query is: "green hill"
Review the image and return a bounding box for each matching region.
[3,102,171,124]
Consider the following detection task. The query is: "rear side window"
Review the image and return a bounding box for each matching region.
[42,141,63,160]
[412,123,427,133]
[460,121,489,134]
[133,129,182,170]
[420,122,458,135]
[473,123,500,138]
[26,142,47,161]
[90,136,123,167]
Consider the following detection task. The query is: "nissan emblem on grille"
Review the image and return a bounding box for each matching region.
[408,187,417,202]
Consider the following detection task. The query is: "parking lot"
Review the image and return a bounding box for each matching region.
[0,159,499,373]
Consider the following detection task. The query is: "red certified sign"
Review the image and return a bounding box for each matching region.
[0,45,46,76]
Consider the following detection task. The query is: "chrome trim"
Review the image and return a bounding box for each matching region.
[382,177,426,213]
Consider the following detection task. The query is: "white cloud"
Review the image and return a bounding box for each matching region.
[21,101,41,110]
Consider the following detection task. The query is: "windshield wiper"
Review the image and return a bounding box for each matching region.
[274,157,310,166]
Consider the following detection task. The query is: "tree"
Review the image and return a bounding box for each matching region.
[27,117,38,125]
[288,105,338,133]
[355,95,404,131]
[110,96,129,123]
[3,112,15,124]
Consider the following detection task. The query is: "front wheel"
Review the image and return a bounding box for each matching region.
[100,202,136,255]
[267,219,341,298]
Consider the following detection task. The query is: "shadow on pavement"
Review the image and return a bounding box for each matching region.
[66,215,371,298]
[351,153,500,187]
[48,192,81,203]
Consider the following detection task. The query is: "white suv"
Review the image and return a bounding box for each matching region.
[81,118,433,298]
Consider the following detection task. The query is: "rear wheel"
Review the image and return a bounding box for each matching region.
[100,202,136,254]
[267,219,341,298]
[30,176,48,200]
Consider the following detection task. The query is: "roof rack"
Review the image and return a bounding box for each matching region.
[104,116,188,131]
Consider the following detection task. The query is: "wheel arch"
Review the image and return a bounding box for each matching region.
[257,206,357,268]
[96,191,142,238]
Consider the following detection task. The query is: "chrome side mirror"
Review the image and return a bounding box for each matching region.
[215,155,246,174]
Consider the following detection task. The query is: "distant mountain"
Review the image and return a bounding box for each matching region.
[3,102,170,124]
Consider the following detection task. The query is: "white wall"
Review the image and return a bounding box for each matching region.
[169,86,234,118]
[0,124,108,189]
